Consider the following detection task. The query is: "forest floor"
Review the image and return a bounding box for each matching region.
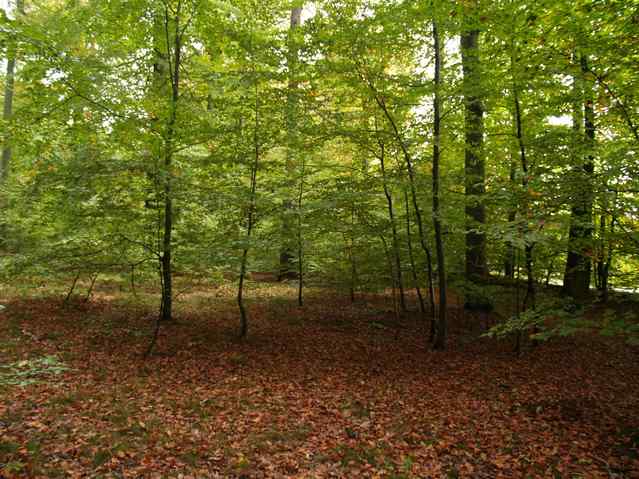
[0,278,638,478]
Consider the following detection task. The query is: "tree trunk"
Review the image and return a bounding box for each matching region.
[597,191,617,302]
[279,6,303,281]
[376,118,407,312]
[160,5,182,323]
[380,235,400,323]
[2,53,16,183]
[563,53,595,302]
[296,153,305,306]
[432,19,447,351]
[238,78,261,338]
[511,48,535,314]
[461,10,487,280]
[360,74,436,335]
[404,190,426,314]
[1,0,24,183]
[504,155,517,279]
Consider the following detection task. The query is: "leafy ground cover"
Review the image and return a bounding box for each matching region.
[0,280,638,478]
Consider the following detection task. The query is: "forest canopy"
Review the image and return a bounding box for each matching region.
[1,1,639,477]
[1,0,638,349]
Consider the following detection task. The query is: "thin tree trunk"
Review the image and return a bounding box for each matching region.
[404,190,426,314]
[64,271,81,305]
[461,6,487,280]
[130,264,138,298]
[349,189,357,303]
[432,19,447,350]
[279,6,303,280]
[297,158,304,306]
[145,261,164,357]
[159,5,182,323]
[145,4,182,357]
[2,55,16,183]
[375,118,406,312]
[510,37,535,316]
[347,236,357,303]
[545,258,555,288]
[380,235,400,324]
[358,70,436,334]
[1,0,23,183]
[238,78,261,338]
[84,273,98,302]
[504,155,517,279]
[599,191,617,302]
[523,244,535,311]
[514,248,522,354]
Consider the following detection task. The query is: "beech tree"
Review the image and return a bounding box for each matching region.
[460,0,487,280]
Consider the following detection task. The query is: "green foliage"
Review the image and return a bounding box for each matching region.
[599,308,639,346]
[486,297,639,346]
[485,298,583,340]
[0,0,636,335]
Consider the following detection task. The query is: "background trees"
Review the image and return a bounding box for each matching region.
[0,0,637,349]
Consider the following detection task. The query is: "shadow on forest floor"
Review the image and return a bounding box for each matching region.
[0,279,638,478]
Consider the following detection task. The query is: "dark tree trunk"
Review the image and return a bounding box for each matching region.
[145,5,183,356]
[504,156,517,279]
[511,43,535,314]
[461,16,487,280]
[64,271,81,305]
[597,191,617,302]
[160,5,182,323]
[563,54,595,302]
[432,19,447,351]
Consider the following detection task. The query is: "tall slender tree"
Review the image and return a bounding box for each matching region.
[461,0,487,280]
[1,0,24,183]
[375,114,407,312]
[563,53,595,301]
[238,78,261,338]
[279,5,303,281]
[432,16,447,350]
[510,38,535,313]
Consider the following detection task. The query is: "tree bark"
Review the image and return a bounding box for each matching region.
[461,7,487,280]
[504,154,517,279]
[1,0,24,183]
[279,6,303,281]
[511,48,535,313]
[404,190,426,313]
[563,53,595,302]
[597,191,616,302]
[238,77,261,338]
[358,69,436,335]
[432,19,447,351]
[159,4,182,323]
[376,117,407,312]
[296,152,305,306]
